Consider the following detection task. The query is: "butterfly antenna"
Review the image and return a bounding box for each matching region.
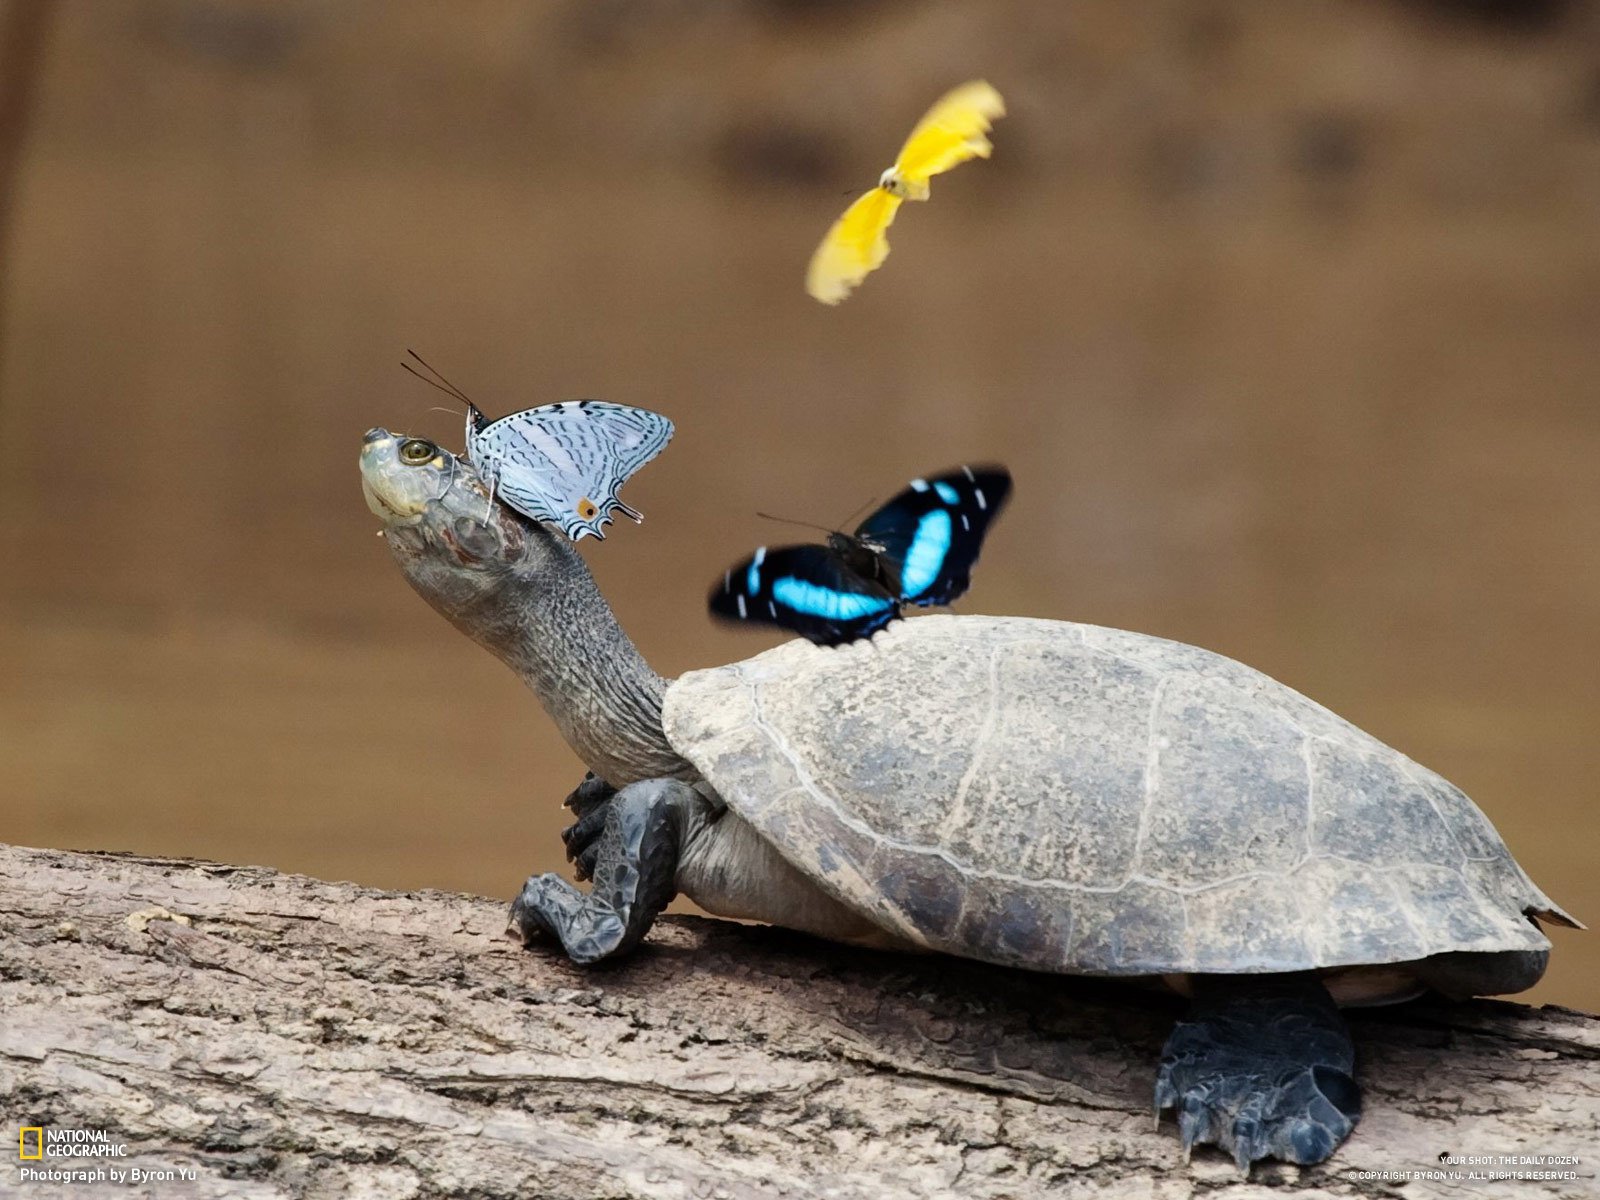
[835,495,878,530]
[755,511,838,537]
[403,350,477,408]
[401,360,469,408]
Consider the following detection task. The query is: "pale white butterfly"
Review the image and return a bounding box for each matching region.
[404,352,673,543]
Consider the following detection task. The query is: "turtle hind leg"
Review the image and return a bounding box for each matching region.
[508,778,701,965]
[1155,972,1360,1170]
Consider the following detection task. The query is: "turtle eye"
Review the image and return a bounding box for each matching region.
[577,497,599,520]
[400,439,435,465]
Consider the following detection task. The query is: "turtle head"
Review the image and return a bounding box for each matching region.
[360,427,540,617]
[359,426,685,785]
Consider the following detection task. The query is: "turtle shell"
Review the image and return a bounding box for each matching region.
[662,615,1572,976]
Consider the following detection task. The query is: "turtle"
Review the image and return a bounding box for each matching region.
[359,428,1579,1170]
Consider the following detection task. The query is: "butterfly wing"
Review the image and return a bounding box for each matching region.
[557,401,674,525]
[855,465,1012,607]
[891,80,1006,192]
[465,411,572,533]
[805,186,904,305]
[709,544,899,646]
[466,402,673,541]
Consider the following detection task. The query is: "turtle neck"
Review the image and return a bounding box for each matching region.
[394,510,697,787]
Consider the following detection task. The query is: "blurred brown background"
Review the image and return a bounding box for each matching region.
[0,0,1594,1009]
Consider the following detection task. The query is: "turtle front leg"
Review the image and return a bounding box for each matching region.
[509,777,702,964]
[1155,973,1360,1170]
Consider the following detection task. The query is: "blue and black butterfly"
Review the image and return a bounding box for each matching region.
[709,465,1012,646]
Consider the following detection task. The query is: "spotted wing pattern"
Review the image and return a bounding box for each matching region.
[465,401,674,542]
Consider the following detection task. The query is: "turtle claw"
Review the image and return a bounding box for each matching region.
[1153,1075,1177,1131]
[561,804,611,880]
[1153,1075,1179,1112]
[1230,1107,1263,1172]
[564,772,617,817]
[1176,1094,1212,1161]
[561,773,619,882]
[571,840,603,884]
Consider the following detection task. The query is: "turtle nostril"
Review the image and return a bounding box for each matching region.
[363,428,389,445]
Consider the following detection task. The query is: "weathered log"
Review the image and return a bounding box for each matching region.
[0,843,1593,1199]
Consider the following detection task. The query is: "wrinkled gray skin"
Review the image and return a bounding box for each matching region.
[361,430,1578,1172]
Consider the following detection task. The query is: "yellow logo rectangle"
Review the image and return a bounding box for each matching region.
[19,1127,43,1159]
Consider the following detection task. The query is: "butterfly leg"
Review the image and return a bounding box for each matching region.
[508,777,705,964]
[483,467,499,522]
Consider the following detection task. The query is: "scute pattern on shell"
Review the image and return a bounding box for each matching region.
[663,615,1571,976]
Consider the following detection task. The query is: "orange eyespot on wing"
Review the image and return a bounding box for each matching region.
[577,498,599,520]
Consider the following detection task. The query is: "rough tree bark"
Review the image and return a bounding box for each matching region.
[0,843,1593,1200]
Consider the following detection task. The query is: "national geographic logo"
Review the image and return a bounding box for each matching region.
[14,1125,127,1158]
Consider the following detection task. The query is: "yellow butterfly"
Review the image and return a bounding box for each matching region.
[806,80,1006,305]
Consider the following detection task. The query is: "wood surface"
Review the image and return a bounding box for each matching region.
[1,843,1594,1199]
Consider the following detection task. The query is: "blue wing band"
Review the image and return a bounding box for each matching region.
[897,510,953,600]
[709,544,898,646]
[772,577,896,622]
[855,466,1012,607]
